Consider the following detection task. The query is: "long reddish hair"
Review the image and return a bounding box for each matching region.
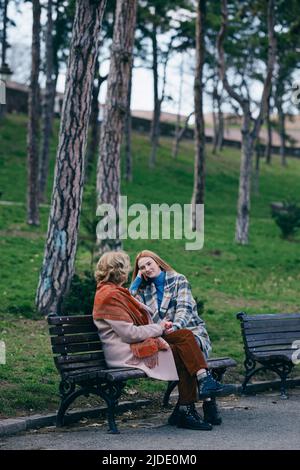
[132,250,175,281]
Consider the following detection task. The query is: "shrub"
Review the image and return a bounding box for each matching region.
[271,201,300,239]
[61,271,96,315]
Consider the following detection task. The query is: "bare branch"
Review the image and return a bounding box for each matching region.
[217,0,248,111]
[251,0,277,140]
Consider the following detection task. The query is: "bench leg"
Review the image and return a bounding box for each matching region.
[243,360,293,399]
[57,380,100,427]
[96,382,126,434]
[242,358,259,392]
[273,363,293,400]
[57,380,76,426]
[57,380,125,433]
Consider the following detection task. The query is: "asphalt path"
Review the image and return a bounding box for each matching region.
[1,389,300,451]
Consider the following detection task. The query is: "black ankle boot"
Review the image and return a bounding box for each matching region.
[177,404,212,431]
[168,402,180,426]
[203,399,222,425]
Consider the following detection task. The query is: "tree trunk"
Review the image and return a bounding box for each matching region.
[36,0,107,315]
[85,57,106,182]
[265,92,272,164]
[212,80,218,154]
[172,56,184,159]
[39,0,55,203]
[1,0,8,66]
[212,76,224,155]
[235,114,253,244]
[0,0,9,120]
[27,0,41,226]
[86,77,100,180]
[216,89,224,152]
[96,0,137,254]
[278,99,286,167]
[218,0,276,245]
[253,138,261,195]
[125,61,133,182]
[191,0,206,231]
[172,112,194,160]
[149,22,159,168]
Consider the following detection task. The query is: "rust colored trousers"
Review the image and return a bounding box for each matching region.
[164,329,208,405]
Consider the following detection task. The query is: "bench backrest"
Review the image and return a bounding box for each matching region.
[47,314,107,376]
[237,312,300,358]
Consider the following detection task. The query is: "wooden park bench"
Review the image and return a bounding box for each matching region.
[237,311,300,398]
[48,314,237,433]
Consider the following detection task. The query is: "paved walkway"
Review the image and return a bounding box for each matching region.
[1,388,300,450]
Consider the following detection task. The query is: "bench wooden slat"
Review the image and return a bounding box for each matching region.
[65,367,147,383]
[243,319,300,331]
[105,369,148,382]
[54,351,104,364]
[242,322,300,336]
[249,343,294,354]
[253,351,294,361]
[247,332,300,343]
[206,357,237,369]
[57,359,107,372]
[48,315,94,326]
[49,324,98,335]
[241,313,300,322]
[52,342,103,354]
[51,332,100,346]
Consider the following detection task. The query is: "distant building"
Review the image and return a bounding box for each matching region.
[4,80,300,148]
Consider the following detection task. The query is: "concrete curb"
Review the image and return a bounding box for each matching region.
[0,399,150,437]
[1,378,299,437]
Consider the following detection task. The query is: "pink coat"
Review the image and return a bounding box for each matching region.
[94,315,179,381]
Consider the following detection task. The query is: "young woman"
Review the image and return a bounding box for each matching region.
[129,249,225,425]
[93,251,224,431]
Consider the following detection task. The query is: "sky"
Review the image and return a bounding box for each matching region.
[6,2,198,116]
[6,1,272,119]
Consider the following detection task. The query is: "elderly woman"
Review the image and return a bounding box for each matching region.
[129,249,228,426]
[93,251,223,431]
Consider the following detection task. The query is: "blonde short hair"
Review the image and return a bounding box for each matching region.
[95,251,131,285]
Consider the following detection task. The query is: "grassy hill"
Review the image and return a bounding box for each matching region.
[0,113,300,417]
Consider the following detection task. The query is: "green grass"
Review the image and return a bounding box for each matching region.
[1,113,300,417]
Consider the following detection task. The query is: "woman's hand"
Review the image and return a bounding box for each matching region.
[160,320,173,334]
[138,269,148,281]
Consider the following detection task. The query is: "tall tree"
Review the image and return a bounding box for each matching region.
[27,0,41,226]
[85,57,108,182]
[149,26,173,168]
[39,0,77,201]
[86,2,115,181]
[217,0,276,244]
[96,0,137,254]
[136,0,193,167]
[36,0,107,315]
[274,0,300,167]
[264,90,273,164]
[172,55,184,159]
[39,0,55,202]
[191,0,206,231]
[124,62,133,182]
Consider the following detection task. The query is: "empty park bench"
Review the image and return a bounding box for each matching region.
[48,314,237,433]
[237,312,300,398]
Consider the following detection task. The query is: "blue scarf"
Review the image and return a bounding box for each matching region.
[153,271,166,313]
